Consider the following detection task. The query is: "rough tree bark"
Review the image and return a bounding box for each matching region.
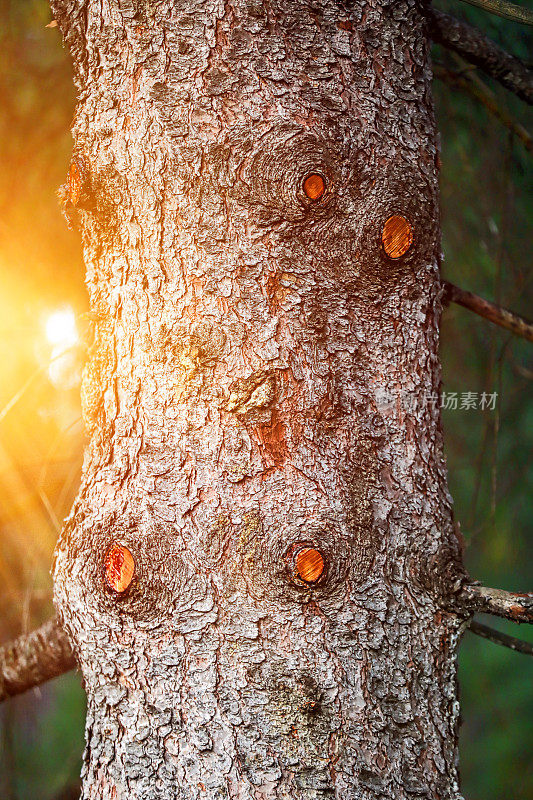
[48,0,471,797]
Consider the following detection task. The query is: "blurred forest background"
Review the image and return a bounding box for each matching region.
[0,0,531,798]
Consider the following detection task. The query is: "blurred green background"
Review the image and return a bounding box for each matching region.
[0,1,531,798]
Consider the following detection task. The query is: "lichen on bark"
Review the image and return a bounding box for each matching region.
[50,0,465,797]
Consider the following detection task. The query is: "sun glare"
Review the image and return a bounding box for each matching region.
[45,308,78,350]
[44,307,81,389]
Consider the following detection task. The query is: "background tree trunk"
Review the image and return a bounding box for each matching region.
[50,0,466,797]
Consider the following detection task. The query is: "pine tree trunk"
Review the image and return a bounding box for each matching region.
[51,1,466,797]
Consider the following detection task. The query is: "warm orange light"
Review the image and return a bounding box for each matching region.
[303,173,326,201]
[105,544,135,593]
[295,547,325,583]
[381,215,413,259]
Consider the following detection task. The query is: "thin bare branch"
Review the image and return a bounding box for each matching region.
[459,584,533,623]
[443,281,533,342]
[431,10,533,104]
[469,620,533,654]
[511,358,533,380]
[460,0,533,25]
[0,616,76,702]
[434,64,533,150]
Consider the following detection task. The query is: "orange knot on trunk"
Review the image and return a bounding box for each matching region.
[104,544,135,593]
[303,173,326,201]
[381,214,413,259]
[295,547,325,583]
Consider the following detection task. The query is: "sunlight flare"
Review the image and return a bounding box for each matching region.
[45,307,78,350]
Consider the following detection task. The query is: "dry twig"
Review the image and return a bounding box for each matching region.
[460,0,533,25]
[0,616,76,702]
[431,10,533,104]
[459,584,533,623]
[443,281,533,342]
[469,619,533,654]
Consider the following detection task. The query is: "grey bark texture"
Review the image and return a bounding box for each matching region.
[49,1,470,798]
